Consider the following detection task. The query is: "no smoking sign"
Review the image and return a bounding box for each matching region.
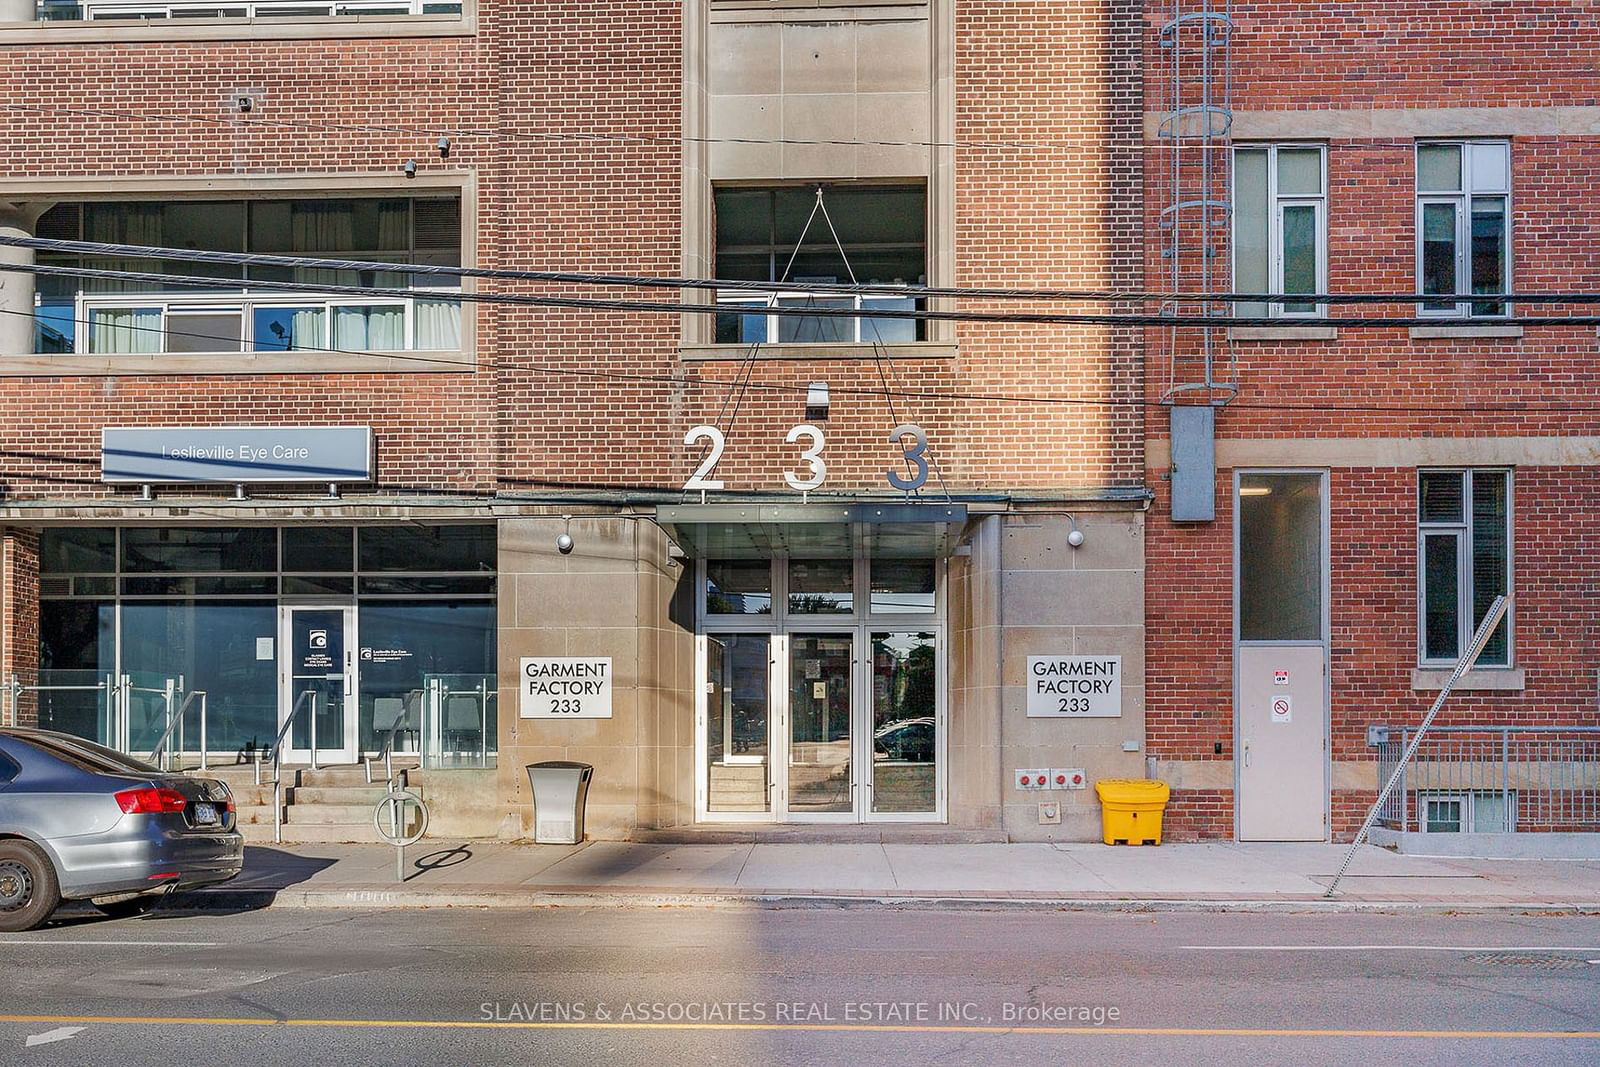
[1270,695,1292,724]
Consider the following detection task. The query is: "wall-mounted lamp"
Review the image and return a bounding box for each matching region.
[1066,515,1086,549]
[437,137,451,158]
[805,381,830,421]
[403,159,417,179]
[555,514,575,555]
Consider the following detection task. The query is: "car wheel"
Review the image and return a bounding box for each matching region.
[92,895,160,920]
[0,840,62,933]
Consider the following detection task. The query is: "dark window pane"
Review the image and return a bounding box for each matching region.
[871,559,935,614]
[358,525,496,573]
[705,560,772,615]
[284,527,355,572]
[122,575,277,596]
[283,576,356,595]
[1425,797,1462,833]
[40,599,114,672]
[1421,202,1457,310]
[41,528,116,573]
[1423,532,1461,661]
[1280,204,1317,313]
[359,575,496,595]
[1471,471,1510,664]
[1237,474,1323,641]
[1470,197,1507,316]
[121,527,278,573]
[1419,471,1465,524]
[789,559,853,614]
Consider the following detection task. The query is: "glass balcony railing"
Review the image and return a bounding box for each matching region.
[38,290,462,355]
[714,291,921,346]
[35,0,461,20]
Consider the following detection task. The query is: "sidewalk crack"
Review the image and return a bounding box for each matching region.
[880,843,901,890]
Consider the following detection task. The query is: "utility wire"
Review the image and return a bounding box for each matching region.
[4,303,1599,418]
[5,260,1598,330]
[0,102,1056,153]
[1,233,1595,307]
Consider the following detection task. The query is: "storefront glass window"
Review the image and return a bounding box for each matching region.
[704,561,772,615]
[120,600,278,757]
[121,527,278,573]
[788,559,853,614]
[359,525,495,573]
[357,600,496,758]
[284,527,355,572]
[870,559,935,614]
[40,528,116,573]
[37,598,115,742]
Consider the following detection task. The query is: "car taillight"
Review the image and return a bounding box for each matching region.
[223,797,236,814]
[115,787,189,814]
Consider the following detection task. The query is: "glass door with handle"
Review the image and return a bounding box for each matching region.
[280,605,356,764]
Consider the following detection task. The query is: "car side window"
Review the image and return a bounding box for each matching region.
[0,751,19,785]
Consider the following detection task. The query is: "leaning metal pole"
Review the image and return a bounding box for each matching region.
[1324,594,1509,898]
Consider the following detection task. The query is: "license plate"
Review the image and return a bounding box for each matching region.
[192,802,219,825]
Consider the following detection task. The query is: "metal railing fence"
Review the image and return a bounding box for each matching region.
[1370,725,1600,833]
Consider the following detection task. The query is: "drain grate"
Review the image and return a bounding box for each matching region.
[1462,952,1592,970]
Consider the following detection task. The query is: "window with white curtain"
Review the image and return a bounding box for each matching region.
[33,196,463,356]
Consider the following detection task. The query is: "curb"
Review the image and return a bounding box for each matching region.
[163,886,1600,915]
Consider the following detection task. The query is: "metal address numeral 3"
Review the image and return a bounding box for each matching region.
[886,423,929,491]
[683,425,726,490]
[783,424,827,491]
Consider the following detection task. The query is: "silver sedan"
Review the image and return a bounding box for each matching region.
[0,728,244,932]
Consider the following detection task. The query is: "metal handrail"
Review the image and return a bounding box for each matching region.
[365,689,423,784]
[148,688,207,772]
[256,689,318,845]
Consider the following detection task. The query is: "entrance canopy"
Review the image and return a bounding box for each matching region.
[655,502,968,559]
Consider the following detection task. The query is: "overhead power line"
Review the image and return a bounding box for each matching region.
[5,303,1600,418]
[6,260,1600,331]
[0,102,1055,154]
[1,233,1595,308]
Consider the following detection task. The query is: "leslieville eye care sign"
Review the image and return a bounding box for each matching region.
[1026,656,1122,718]
[520,658,614,719]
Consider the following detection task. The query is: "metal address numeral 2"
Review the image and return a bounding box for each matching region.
[682,425,726,491]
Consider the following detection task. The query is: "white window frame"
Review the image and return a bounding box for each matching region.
[1417,468,1513,668]
[1231,143,1328,319]
[1417,790,1517,833]
[1415,140,1512,319]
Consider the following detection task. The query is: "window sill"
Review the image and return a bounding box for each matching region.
[680,341,958,361]
[1409,325,1523,340]
[1228,326,1338,342]
[1411,666,1524,692]
[0,12,473,44]
[1,352,473,376]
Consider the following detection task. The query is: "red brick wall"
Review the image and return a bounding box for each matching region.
[1142,5,1600,838]
[1,528,39,726]
[0,33,496,500]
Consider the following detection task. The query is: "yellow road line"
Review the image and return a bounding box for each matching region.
[1,1015,1598,1039]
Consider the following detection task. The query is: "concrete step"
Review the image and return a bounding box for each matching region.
[289,785,395,805]
[297,765,418,787]
[233,806,284,826]
[284,804,388,825]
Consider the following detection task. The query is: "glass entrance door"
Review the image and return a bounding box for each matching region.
[785,633,855,818]
[281,606,356,764]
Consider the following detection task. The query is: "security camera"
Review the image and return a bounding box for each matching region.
[556,532,575,555]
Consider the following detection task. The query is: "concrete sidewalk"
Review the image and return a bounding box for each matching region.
[176,839,1600,912]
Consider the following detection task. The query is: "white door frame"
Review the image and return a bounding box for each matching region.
[1231,468,1332,841]
[692,556,948,824]
[279,603,358,764]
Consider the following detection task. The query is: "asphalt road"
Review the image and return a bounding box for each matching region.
[1,903,1598,1065]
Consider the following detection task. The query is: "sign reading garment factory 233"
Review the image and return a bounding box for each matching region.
[1025,656,1123,718]
[520,658,614,719]
[101,426,373,484]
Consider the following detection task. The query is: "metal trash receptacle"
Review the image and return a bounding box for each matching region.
[526,761,593,844]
